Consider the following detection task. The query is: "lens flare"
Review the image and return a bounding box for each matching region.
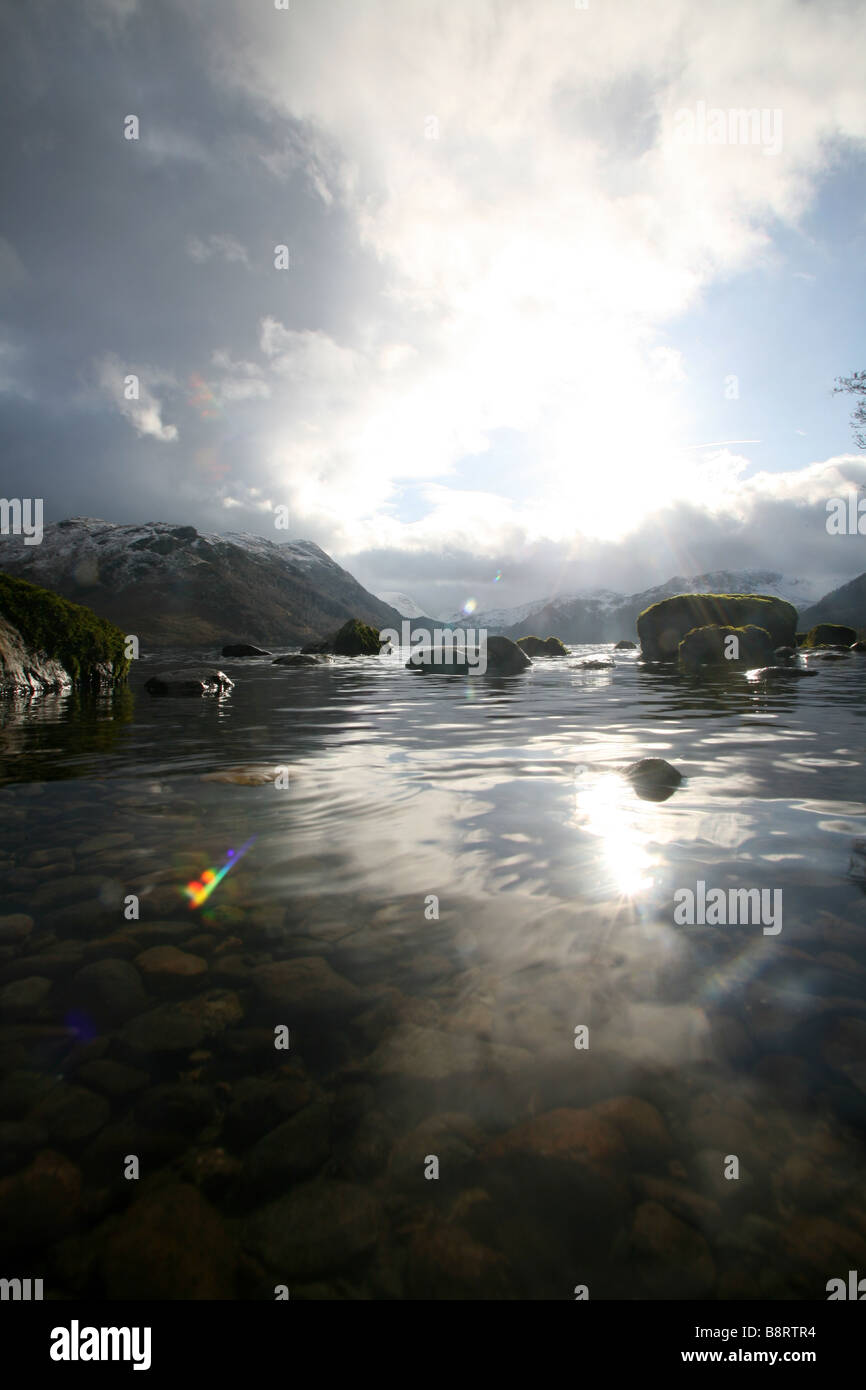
[183,837,255,908]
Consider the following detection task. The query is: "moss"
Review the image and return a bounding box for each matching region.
[678,623,774,670]
[802,623,857,649]
[516,635,568,656]
[332,617,382,656]
[0,572,130,686]
[637,593,797,661]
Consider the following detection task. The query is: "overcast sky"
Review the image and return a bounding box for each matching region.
[1,0,866,616]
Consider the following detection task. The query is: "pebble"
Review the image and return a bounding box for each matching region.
[0,1150,82,1256]
[244,1180,380,1280]
[67,959,148,1026]
[97,1181,237,1298]
[0,976,52,1020]
[241,1100,332,1197]
[134,945,208,994]
[30,1083,110,1148]
[250,957,362,1017]
[630,1200,715,1297]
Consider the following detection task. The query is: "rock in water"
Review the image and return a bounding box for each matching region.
[144,669,234,696]
[222,644,271,657]
[272,653,328,666]
[301,618,382,657]
[802,624,857,648]
[678,623,775,671]
[749,666,818,679]
[516,635,568,657]
[637,593,796,662]
[0,573,129,693]
[407,634,531,675]
[614,640,637,650]
[624,758,683,801]
[201,764,285,784]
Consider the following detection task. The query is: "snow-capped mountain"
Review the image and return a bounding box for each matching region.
[0,518,404,648]
[446,570,819,643]
[375,590,430,620]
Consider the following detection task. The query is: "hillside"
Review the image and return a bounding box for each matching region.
[799,572,866,633]
[0,518,405,648]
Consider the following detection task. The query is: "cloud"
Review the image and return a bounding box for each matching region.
[186,234,250,266]
[96,355,178,443]
[2,0,866,603]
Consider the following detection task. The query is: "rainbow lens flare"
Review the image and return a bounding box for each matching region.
[183,836,256,908]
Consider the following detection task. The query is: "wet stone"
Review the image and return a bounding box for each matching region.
[0,1150,82,1257]
[67,959,148,1027]
[0,914,34,944]
[630,1200,715,1298]
[135,1083,216,1136]
[119,1002,208,1056]
[0,1120,46,1177]
[134,945,208,994]
[0,976,52,1020]
[72,1058,149,1100]
[30,1083,111,1147]
[223,1074,314,1148]
[244,1179,380,1280]
[241,1100,332,1197]
[591,1096,673,1163]
[31,876,120,912]
[250,957,362,1018]
[406,1221,512,1299]
[97,1181,237,1299]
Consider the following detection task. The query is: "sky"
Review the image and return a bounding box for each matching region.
[1,0,866,617]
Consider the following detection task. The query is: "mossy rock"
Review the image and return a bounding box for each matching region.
[678,624,774,672]
[802,623,857,649]
[301,618,382,657]
[516,635,568,657]
[332,619,381,656]
[637,593,796,662]
[0,572,129,687]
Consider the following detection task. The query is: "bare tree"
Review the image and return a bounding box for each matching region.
[834,371,866,450]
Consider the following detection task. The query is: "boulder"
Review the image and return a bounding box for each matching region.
[624,758,682,801]
[774,646,798,661]
[749,666,818,679]
[677,623,775,671]
[637,593,796,662]
[578,658,614,669]
[301,618,382,657]
[221,644,270,657]
[515,635,568,657]
[0,574,129,693]
[272,653,328,666]
[803,624,857,649]
[614,639,637,650]
[407,634,531,675]
[144,669,234,696]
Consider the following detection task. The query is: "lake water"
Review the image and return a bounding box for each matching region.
[1,644,865,1299]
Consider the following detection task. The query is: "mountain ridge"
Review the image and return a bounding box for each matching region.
[0,518,408,648]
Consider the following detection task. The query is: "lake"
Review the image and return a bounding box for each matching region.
[1,643,865,1299]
